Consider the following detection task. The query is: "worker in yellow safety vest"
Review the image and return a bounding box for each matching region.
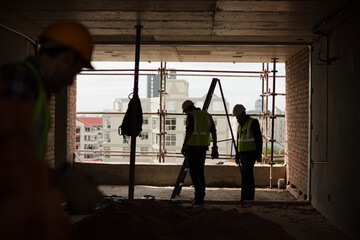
[181,100,218,205]
[233,104,263,200]
[0,21,103,240]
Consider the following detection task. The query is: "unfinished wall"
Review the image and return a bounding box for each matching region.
[74,162,286,187]
[54,81,77,168]
[44,96,56,166]
[310,12,360,239]
[0,27,34,65]
[285,47,309,198]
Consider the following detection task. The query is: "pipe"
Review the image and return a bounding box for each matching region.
[0,24,37,46]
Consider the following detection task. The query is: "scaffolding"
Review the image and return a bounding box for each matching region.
[260,58,286,188]
[77,62,286,188]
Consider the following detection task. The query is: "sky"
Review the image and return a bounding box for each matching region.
[76,61,286,113]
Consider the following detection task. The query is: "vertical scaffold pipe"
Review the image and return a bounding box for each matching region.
[162,63,167,163]
[128,25,142,200]
[261,63,265,164]
[265,64,269,168]
[159,62,163,163]
[270,58,278,189]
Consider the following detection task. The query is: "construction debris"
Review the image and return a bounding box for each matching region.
[73,200,295,240]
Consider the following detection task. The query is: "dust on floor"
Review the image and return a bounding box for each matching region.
[71,186,351,240]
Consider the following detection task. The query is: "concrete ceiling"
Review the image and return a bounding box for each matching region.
[0,0,355,63]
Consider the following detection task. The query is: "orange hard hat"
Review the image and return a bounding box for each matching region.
[40,20,94,69]
[182,100,194,112]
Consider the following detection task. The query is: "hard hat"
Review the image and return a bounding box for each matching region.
[233,104,246,116]
[182,100,194,112]
[40,20,94,69]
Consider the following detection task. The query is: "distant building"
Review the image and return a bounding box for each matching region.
[147,75,161,98]
[76,117,103,161]
[103,77,231,164]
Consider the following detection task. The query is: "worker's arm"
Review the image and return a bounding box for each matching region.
[181,113,193,155]
[210,115,219,158]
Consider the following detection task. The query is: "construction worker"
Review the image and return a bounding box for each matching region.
[181,100,218,205]
[233,104,263,200]
[0,21,102,239]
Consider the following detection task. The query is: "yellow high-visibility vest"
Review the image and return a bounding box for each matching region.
[187,110,211,146]
[25,62,50,160]
[237,117,256,152]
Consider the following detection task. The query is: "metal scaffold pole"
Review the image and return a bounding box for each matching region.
[158,63,167,163]
[261,63,265,164]
[158,63,163,163]
[162,63,167,163]
[128,25,142,200]
[265,63,269,167]
[270,58,278,189]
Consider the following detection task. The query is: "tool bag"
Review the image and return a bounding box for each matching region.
[118,95,143,138]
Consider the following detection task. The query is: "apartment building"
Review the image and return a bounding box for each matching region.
[103,77,231,164]
[76,117,103,161]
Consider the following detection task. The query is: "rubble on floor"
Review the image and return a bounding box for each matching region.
[73,200,295,240]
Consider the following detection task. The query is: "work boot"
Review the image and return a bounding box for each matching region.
[191,199,204,206]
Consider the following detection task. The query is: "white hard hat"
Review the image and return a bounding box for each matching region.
[233,104,246,116]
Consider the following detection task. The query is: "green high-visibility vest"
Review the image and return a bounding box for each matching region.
[237,117,256,152]
[186,110,211,146]
[25,62,50,160]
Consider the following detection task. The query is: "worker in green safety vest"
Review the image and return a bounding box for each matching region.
[0,21,102,239]
[233,104,263,200]
[181,100,218,205]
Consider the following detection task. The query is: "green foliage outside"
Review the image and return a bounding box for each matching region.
[262,145,285,164]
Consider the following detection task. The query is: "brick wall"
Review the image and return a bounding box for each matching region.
[285,47,309,197]
[44,79,77,168]
[68,80,77,162]
[44,95,55,167]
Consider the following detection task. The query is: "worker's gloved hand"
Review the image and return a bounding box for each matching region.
[57,163,103,214]
[211,146,219,159]
[235,151,240,164]
[181,145,187,156]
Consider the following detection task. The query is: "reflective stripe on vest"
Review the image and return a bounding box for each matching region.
[187,110,211,146]
[237,117,256,152]
[25,62,50,160]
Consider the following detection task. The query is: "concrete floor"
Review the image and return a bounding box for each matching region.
[98,185,297,202]
[84,185,351,240]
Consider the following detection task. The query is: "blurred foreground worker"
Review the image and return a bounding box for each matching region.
[0,20,102,239]
[181,100,218,205]
[233,104,262,200]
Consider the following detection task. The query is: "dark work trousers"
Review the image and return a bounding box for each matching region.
[186,146,207,202]
[239,151,257,200]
